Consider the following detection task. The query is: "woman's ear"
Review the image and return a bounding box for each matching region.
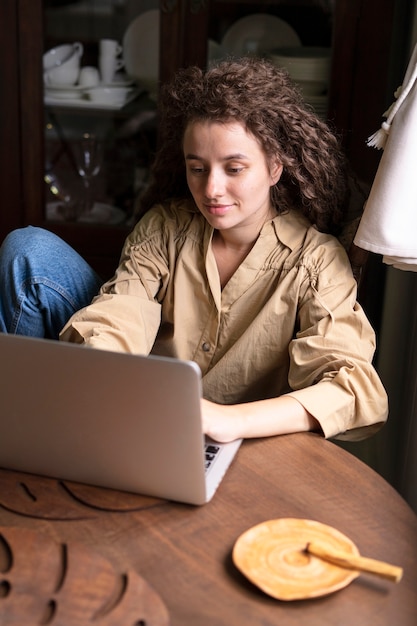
[270,161,283,186]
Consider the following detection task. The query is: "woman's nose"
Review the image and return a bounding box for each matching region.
[204,170,223,198]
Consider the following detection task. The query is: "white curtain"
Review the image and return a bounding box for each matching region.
[354,44,417,271]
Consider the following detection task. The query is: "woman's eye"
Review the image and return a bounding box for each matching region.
[188,165,205,174]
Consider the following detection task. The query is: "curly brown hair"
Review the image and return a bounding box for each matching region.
[137,56,349,234]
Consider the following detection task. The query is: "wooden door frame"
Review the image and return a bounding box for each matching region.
[0,0,44,242]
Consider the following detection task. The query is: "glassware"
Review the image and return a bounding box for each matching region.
[73,132,103,216]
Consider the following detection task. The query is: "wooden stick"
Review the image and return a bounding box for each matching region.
[306,542,403,583]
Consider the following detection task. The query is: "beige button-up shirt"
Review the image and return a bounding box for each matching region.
[61,200,388,441]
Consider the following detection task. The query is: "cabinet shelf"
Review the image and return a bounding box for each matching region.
[0,0,412,277]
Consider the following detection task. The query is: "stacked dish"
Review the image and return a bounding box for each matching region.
[269,46,331,94]
[269,47,331,119]
[44,74,140,110]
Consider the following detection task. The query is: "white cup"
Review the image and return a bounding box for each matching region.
[43,42,83,86]
[100,39,122,58]
[79,66,100,87]
[99,38,124,84]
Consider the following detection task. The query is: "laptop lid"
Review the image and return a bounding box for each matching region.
[0,334,241,505]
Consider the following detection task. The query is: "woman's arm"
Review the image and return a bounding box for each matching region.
[60,208,169,353]
[201,396,321,442]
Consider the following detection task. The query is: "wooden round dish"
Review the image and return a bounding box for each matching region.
[233,518,360,601]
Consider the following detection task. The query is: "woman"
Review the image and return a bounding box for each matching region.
[0,57,388,443]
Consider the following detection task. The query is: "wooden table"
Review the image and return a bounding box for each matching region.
[0,432,416,625]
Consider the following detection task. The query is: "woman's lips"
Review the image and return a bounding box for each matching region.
[204,204,233,216]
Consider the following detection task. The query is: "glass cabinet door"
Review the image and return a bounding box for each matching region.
[43,0,159,230]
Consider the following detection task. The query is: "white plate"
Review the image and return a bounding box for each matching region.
[122,10,230,96]
[221,14,301,57]
[45,88,84,100]
[304,94,328,119]
[269,47,331,82]
[45,74,136,94]
[304,95,328,105]
[45,83,85,91]
[44,87,142,110]
[102,73,136,87]
[46,202,126,225]
[123,9,160,97]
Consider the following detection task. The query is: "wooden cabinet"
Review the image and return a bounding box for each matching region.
[160,0,412,181]
[0,0,413,279]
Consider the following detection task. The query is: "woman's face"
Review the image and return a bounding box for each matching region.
[183,120,282,238]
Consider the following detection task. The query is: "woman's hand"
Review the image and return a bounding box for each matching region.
[201,396,321,443]
[201,398,244,443]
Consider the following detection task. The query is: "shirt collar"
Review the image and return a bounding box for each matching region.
[268,210,312,252]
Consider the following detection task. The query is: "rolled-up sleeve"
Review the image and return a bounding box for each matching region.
[285,242,388,441]
[60,210,169,353]
[60,294,161,354]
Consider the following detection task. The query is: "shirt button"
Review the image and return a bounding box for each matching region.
[202,342,211,352]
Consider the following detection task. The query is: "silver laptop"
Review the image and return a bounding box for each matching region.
[0,333,242,505]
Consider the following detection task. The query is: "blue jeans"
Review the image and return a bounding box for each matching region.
[0,226,103,339]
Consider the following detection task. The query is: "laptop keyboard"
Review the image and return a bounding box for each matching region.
[205,442,221,472]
